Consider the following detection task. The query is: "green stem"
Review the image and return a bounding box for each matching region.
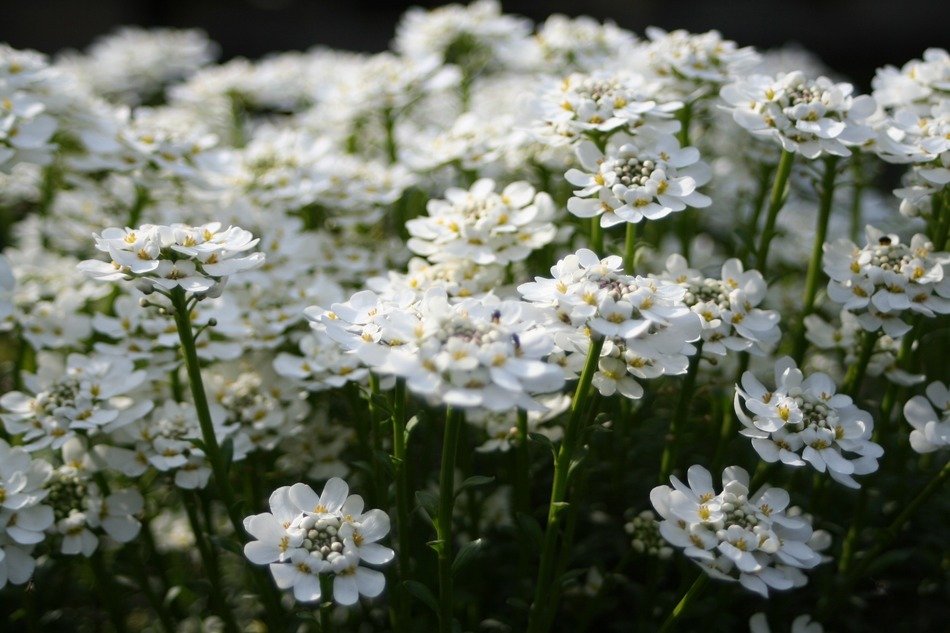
[624,222,639,275]
[591,217,603,254]
[320,574,334,633]
[383,108,398,164]
[437,407,464,633]
[849,157,864,241]
[744,163,774,262]
[842,330,878,397]
[390,379,412,630]
[169,288,242,533]
[791,155,839,364]
[527,336,605,633]
[657,573,708,633]
[169,288,285,627]
[89,550,129,633]
[755,150,795,273]
[659,342,704,483]
[183,491,240,633]
[514,409,531,518]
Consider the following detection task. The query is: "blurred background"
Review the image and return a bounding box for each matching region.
[1,0,947,88]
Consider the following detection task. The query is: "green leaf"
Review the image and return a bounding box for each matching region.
[415,490,439,519]
[403,580,439,614]
[528,432,556,457]
[455,475,495,498]
[404,414,422,442]
[452,538,485,576]
[426,538,445,555]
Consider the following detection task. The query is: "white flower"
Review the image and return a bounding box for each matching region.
[720,71,877,158]
[750,612,824,633]
[565,134,711,226]
[0,439,53,589]
[823,226,950,337]
[904,381,950,454]
[531,14,636,73]
[1,353,152,452]
[406,178,556,266]
[872,48,949,113]
[655,255,780,356]
[244,478,392,606]
[78,222,264,295]
[652,465,822,597]
[518,249,702,399]
[735,357,883,488]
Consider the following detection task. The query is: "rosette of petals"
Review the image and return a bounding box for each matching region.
[823,226,950,337]
[518,249,702,397]
[872,48,949,114]
[735,357,883,488]
[0,46,58,172]
[0,439,53,589]
[78,222,264,295]
[368,257,505,301]
[641,28,759,101]
[652,465,822,597]
[531,15,636,73]
[566,134,711,226]
[244,478,392,605]
[537,71,681,145]
[720,71,877,158]
[406,178,556,265]
[656,255,780,356]
[1,353,152,452]
[393,0,533,74]
[904,381,950,454]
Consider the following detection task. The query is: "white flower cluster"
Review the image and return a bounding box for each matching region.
[652,465,824,597]
[536,70,680,145]
[519,249,701,399]
[43,438,142,557]
[243,478,393,605]
[823,226,950,337]
[735,357,882,488]
[720,70,876,158]
[0,439,53,589]
[78,222,264,295]
[406,178,556,265]
[62,27,218,106]
[641,27,759,101]
[566,133,711,226]
[655,255,780,356]
[313,288,565,411]
[1,45,58,172]
[0,354,152,452]
[904,381,950,454]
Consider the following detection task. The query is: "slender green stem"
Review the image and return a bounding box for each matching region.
[89,550,129,633]
[657,573,708,633]
[792,155,839,364]
[527,336,605,633]
[383,108,398,164]
[659,342,704,483]
[624,222,639,275]
[591,217,604,254]
[320,575,334,633]
[130,546,177,633]
[755,150,795,273]
[169,288,285,626]
[842,330,878,397]
[849,156,864,241]
[170,289,242,532]
[390,379,412,630]
[744,163,775,262]
[436,407,464,633]
[182,491,240,633]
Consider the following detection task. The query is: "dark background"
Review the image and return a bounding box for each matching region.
[1,0,948,88]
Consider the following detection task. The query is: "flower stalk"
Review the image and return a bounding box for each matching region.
[755,149,796,272]
[528,335,605,633]
[436,407,464,633]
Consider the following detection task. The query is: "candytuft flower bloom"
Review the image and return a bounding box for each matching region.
[735,357,882,488]
[652,465,823,597]
[78,222,264,295]
[904,381,950,454]
[244,478,393,605]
